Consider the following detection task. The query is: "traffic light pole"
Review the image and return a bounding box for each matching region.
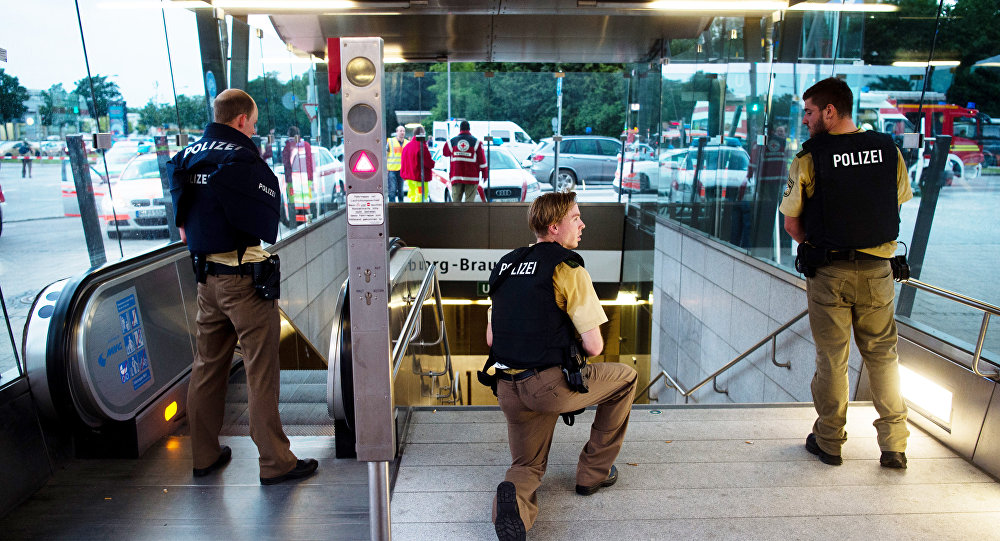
[338,37,394,541]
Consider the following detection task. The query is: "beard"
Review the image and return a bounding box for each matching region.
[808,115,829,137]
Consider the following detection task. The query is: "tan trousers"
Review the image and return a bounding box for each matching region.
[492,362,637,530]
[188,274,297,478]
[806,259,909,455]
[451,182,479,202]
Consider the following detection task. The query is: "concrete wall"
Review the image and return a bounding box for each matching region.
[650,217,869,405]
[272,212,348,360]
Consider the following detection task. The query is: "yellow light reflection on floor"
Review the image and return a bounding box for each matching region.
[899,365,953,424]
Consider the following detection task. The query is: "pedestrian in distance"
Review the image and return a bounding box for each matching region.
[19,140,33,178]
[167,88,319,485]
[780,77,911,470]
[482,191,638,540]
[386,125,408,203]
[443,120,488,202]
[400,125,434,203]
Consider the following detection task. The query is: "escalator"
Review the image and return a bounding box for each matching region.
[21,237,457,459]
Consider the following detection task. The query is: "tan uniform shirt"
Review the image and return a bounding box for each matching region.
[491,261,607,371]
[779,129,913,259]
[207,245,269,265]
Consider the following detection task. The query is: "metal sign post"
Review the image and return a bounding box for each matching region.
[338,37,394,541]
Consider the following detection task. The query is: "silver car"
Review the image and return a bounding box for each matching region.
[528,135,623,191]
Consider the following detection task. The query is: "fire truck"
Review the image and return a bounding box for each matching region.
[895,101,987,178]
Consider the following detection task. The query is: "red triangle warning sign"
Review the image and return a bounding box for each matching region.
[352,151,377,174]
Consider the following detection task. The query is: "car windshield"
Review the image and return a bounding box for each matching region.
[487,150,520,169]
[119,155,161,181]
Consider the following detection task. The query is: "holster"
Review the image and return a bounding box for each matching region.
[191,254,208,284]
[562,341,589,394]
[251,255,281,300]
[890,254,910,282]
[795,243,827,278]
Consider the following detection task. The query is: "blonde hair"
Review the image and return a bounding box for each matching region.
[213,89,256,125]
[528,192,577,238]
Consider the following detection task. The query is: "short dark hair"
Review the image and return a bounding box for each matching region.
[288,126,300,137]
[528,192,577,238]
[803,77,853,118]
[460,120,471,131]
[413,125,425,136]
[213,88,256,125]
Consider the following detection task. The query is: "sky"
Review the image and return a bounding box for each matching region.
[0,1,313,105]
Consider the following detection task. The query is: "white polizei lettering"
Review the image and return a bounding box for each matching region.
[499,263,512,275]
[225,143,236,151]
[258,182,276,197]
[190,173,210,185]
[833,149,885,167]
[509,261,537,275]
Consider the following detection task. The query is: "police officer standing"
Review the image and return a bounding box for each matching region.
[485,192,638,540]
[167,88,318,485]
[779,78,911,469]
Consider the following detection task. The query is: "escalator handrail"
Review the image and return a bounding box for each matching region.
[391,262,440,380]
[38,242,190,425]
[389,262,457,403]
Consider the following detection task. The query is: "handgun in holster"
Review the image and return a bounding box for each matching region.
[191,253,208,284]
[562,341,589,394]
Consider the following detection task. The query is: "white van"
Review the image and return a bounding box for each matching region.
[432,120,536,163]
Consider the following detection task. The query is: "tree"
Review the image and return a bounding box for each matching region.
[39,83,71,127]
[867,76,914,92]
[72,74,123,129]
[0,69,29,129]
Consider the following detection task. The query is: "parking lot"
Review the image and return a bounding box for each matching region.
[1,160,998,376]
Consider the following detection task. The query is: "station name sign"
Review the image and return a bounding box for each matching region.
[417,249,622,283]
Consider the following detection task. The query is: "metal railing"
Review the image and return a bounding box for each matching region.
[901,278,999,380]
[390,262,461,404]
[636,309,807,404]
[636,276,1000,404]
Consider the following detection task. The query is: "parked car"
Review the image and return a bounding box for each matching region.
[97,139,155,182]
[669,143,752,208]
[272,145,346,224]
[613,148,688,194]
[100,153,170,239]
[427,146,541,202]
[0,140,40,158]
[62,163,110,217]
[528,135,623,191]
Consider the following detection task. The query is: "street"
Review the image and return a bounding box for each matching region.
[1,162,998,376]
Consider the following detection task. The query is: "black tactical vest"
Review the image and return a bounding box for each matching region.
[167,123,281,255]
[488,242,584,369]
[801,131,900,250]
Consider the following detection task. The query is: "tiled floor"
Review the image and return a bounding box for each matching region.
[5,391,1000,540]
[392,403,1000,541]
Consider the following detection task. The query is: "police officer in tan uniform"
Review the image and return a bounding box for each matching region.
[486,192,638,540]
[780,78,911,469]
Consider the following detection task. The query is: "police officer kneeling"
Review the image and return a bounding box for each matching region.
[780,78,911,470]
[167,89,318,485]
[484,192,638,540]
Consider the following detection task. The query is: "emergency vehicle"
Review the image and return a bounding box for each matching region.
[895,101,986,178]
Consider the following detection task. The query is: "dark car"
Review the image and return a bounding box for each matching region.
[528,135,623,191]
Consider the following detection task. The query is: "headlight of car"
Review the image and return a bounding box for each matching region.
[527,181,540,192]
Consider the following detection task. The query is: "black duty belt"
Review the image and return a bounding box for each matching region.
[827,250,887,261]
[496,365,557,382]
[206,261,255,276]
